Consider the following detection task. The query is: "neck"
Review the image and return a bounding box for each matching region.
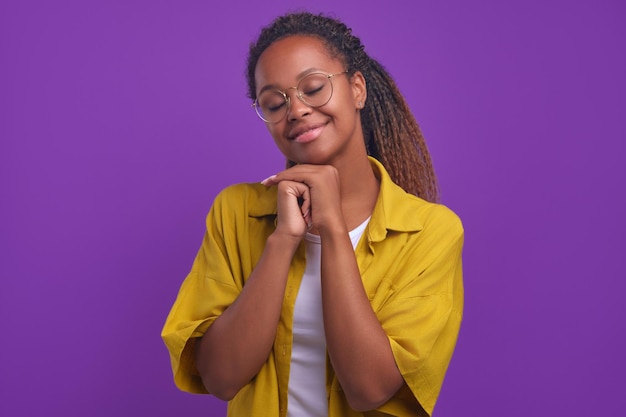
[334,153,380,231]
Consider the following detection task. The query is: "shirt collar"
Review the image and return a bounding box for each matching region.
[367,156,423,242]
[249,157,424,241]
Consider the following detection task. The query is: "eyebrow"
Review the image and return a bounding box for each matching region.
[257,67,326,96]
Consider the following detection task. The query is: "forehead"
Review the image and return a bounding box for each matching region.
[254,35,343,88]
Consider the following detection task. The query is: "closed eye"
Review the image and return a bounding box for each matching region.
[302,85,325,97]
[266,102,287,112]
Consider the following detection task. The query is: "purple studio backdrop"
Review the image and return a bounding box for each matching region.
[1,0,624,416]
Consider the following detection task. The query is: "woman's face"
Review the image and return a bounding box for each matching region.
[254,35,367,166]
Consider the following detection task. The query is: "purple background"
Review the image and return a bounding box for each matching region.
[1,0,624,416]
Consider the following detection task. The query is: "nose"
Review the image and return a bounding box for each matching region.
[286,88,312,121]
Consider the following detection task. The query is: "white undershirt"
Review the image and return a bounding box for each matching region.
[287,217,370,417]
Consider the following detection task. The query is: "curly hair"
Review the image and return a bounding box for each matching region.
[246,12,439,202]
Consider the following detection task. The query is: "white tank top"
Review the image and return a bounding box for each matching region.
[287,218,370,417]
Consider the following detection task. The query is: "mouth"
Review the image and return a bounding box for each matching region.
[288,122,327,143]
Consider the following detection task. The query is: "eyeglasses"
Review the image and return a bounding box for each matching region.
[252,71,349,123]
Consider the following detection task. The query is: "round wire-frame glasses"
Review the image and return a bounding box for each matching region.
[252,70,349,123]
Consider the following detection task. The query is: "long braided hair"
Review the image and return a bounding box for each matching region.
[246,12,439,202]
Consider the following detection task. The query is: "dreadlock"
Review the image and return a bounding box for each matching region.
[246,12,439,202]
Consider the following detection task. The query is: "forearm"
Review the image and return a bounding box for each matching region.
[320,228,404,411]
[196,232,299,400]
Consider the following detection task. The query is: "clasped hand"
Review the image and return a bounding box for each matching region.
[261,164,344,241]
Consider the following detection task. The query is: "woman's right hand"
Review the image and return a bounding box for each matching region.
[272,179,311,243]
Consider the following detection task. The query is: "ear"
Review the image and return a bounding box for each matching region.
[350,71,367,109]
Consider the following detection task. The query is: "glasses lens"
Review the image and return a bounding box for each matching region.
[256,90,288,123]
[254,73,335,123]
[298,74,333,107]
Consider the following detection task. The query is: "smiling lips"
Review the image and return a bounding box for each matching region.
[288,123,326,143]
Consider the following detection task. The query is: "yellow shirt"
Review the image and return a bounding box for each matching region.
[162,157,464,417]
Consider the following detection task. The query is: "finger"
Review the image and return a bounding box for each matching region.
[260,169,314,186]
[279,181,310,212]
[261,165,318,185]
[275,165,339,189]
[260,174,278,186]
[299,186,311,218]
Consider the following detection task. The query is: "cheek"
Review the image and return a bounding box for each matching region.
[331,91,357,117]
[330,101,357,127]
[266,123,283,141]
[266,124,289,151]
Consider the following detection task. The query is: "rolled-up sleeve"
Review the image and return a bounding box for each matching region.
[161,191,243,394]
[378,210,464,416]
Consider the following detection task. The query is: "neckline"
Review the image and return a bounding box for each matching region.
[304,216,371,243]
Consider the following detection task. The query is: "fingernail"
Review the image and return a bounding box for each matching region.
[302,209,309,218]
[260,175,276,186]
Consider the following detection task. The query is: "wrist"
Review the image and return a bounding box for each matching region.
[267,230,302,253]
[317,221,349,239]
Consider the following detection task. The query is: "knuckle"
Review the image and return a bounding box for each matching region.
[322,165,337,176]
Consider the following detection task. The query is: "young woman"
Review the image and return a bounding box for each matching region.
[162,12,464,417]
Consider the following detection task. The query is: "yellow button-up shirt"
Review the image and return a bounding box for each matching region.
[162,157,464,417]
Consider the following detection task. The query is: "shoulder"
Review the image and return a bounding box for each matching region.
[411,201,465,270]
[213,182,268,202]
[414,198,464,239]
[396,194,464,254]
[210,182,277,218]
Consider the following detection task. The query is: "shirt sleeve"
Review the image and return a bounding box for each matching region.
[161,190,243,394]
[377,207,464,416]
